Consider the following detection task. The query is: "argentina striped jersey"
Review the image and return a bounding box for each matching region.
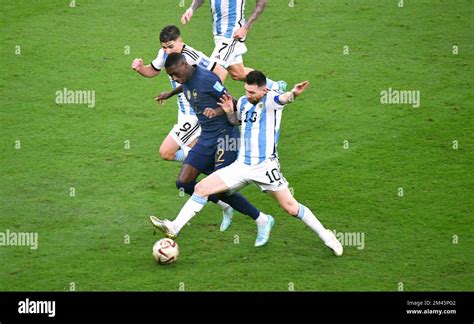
[236,90,285,166]
[210,0,246,38]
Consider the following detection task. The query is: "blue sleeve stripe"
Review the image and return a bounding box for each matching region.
[274,95,284,106]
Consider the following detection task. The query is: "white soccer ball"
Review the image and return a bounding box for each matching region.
[152,238,179,265]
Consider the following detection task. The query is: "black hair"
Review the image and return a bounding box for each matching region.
[160,25,181,43]
[245,70,267,87]
[164,52,186,68]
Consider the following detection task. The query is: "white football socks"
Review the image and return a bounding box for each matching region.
[297,204,328,241]
[255,212,269,226]
[172,194,208,233]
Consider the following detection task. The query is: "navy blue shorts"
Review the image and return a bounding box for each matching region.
[184,127,240,175]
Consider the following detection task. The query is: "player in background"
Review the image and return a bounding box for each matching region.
[152,71,343,256]
[181,0,287,91]
[132,26,233,226]
[131,25,226,162]
[150,54,275,246]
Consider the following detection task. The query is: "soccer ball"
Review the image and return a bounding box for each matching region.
[152,238,179,265]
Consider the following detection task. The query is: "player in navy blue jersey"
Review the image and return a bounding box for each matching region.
[150,53,275,247]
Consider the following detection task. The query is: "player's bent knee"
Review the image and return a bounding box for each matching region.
[194,182,204,196]
[194,181,210,197]
[159,147,176,161]
[282,201,299,216]
[228,67,246,81]
[230,72,245,81]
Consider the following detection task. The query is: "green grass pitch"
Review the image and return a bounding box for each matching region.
[0,0,472,291]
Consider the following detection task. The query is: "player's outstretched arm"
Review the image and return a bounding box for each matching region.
[233,0,268,39]
[155,86,183,104]
[131,58,160,78]
[181,0,204,25]
[278,81,310,105]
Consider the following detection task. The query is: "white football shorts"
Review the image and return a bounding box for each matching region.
[211,36,247,69]
[169,118,201,147]
[215,157,289,192]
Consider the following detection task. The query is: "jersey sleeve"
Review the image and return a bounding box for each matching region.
[267,91,286,111]
[150,49,165,71]
[196,55,216,71]
[208,76,227,100]
[182,45,216,72]
[193,51,214,71]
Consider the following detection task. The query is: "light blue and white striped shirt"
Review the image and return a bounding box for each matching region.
[210,0,246,38]
[236,91,285,166]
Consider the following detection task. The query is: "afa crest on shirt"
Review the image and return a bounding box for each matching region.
[256,103,264,110]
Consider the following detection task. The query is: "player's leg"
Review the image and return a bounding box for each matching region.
[161,120,200,162]
[151,167,233,238]
[212,64,229,83]
[227,62,286,92]
[151,146,232,237]
[176,163,201,189]
[212,129,274,237]
[149,162,202,238]
[197,177,270,235]
[226,62,247,81]
[224,47,286,92]
[171,172,231,236]
[170,130,275,245]
[211,156,275,246]
[211,38,247,81]
[174,152,232,212]
[194,172,230,196]
[173,143,227,198]
[152,160,273,246]
[211,38,246,81]
[267,188,343,256]
[159,134,182,161]
[151,141,211,236]
[211,36,286,91]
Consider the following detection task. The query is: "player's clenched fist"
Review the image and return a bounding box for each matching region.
[131,58,144,71]
[181,8,194,24]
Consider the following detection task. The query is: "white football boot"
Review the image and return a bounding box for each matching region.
[324,229,343,256]
[150,216,177,240]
